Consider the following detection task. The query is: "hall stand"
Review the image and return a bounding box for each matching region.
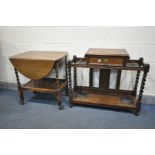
[68,49,150,115]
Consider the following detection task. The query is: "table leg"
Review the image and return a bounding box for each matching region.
[19,90,24,105]
[54,92,64,110]
[14,68,24,105]
[55,62,64,110]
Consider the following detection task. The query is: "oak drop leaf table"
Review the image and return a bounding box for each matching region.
[9,51,68,110]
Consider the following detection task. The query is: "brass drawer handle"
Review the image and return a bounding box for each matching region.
[102,59,108,63]
[97,58,108,63]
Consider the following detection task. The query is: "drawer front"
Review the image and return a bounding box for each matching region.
[88,58,124,66]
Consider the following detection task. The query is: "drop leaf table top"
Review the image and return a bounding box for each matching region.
[9,51,67,80]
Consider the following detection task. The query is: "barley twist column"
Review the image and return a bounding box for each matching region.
[14,68,24,105]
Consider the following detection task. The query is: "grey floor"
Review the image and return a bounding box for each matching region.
[0,89,155,129]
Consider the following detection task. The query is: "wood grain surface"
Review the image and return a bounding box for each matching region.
[85,48,129,57]
[9,51,67,80]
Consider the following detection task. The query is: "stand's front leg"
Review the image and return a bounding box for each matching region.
[65,56,68,96]
[14,68,24,105]
[135,64,150,115]
[69,90,73,108]
[68,60,73,108]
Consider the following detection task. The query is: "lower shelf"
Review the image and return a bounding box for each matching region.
[71,90,137,109]
[22,78,67,93]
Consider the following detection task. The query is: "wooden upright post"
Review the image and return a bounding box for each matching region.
[14,68,24,105]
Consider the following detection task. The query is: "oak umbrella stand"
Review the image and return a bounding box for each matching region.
[68,49,150,115]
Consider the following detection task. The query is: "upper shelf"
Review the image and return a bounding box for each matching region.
[69,57,147,71]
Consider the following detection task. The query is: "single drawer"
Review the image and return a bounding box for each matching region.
[88,58,124,66]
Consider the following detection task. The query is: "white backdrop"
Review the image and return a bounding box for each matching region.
[0,26,155,95]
